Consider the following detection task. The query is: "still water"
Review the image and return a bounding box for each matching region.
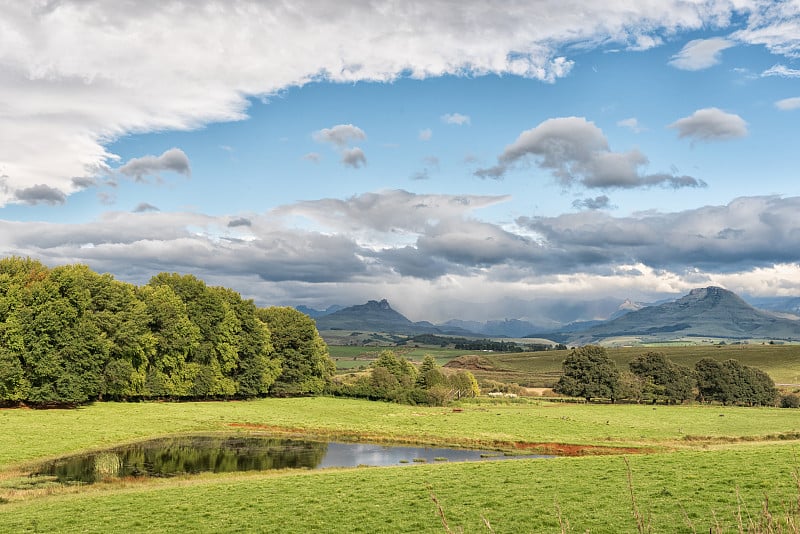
[31,435,550,483]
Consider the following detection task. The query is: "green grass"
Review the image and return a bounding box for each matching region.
[447,344,800,387]
[4,398,800,532]
[2,445,800,533]
[3,398,800,468]
[329,345,478,371]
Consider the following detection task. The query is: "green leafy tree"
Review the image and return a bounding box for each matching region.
[554,345,620,402]
[257,307,334,395]
[695,357,777,406]
[213,288,279,397]
[416,354,446,389]
[140,284,201,397]
[371,350,418,387]
[629,352,694,404]
[148,274,241,397]
[448,370,480,399]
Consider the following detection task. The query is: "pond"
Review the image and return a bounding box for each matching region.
[31,435,552,484]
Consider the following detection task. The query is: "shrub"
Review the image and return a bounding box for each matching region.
[780,393,800,408]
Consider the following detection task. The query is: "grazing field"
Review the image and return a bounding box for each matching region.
[3,397,800,533]
[3,446,800,533]
[328,345,477,370]
[444,344,800,387]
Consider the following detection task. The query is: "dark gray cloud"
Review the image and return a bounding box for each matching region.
[518,196,800,272]
[4,193,800,313]
[71,177,97,189]
[228,217,252,227]
[15,184,66,205]
[476,117,705,189]
[118,148,191,182]
[133,202,160,213]
[669,108,747,142]
[573,195,613,210]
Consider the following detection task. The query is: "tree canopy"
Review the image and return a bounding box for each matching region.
[554,345,620,402]
[0,257,329,405]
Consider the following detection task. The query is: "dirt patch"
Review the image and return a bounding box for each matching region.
[444,355,495,371]
[508,441,655,456]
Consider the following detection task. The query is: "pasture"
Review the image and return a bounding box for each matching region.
[2,397,800,532]
[443,344,800,387]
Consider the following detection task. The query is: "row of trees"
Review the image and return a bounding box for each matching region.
[553,346,777,406]
[329,351,479,405]
[0,257,334,404]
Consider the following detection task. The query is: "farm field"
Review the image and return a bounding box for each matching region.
[328,345,477,370]
[435,344,800,387]
[3,398,800,532]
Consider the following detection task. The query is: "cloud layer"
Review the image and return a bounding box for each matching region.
[2,190,799,320]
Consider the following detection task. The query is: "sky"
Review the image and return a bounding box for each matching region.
[1,0,800,324]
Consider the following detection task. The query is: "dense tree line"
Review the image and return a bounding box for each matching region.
[0,257,334,405]
[410,334,565,352]
[329,351,479,406]
[553,346,777,406]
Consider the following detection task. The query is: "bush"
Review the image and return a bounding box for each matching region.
[780,393,800,408]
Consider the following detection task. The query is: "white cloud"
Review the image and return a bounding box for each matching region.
[418,128,432,141]
[617,117,644,132]
[668,37,735,70]
[761,64,800,78]
[775,97,800,110]
[3,0,774,206]
[441,113,471,126]
[313,124,367,168]
[476,117,704,189]
[303,152,322,163]
[312,124,366,148]
[669,108,747,142]
[341,147,367,168]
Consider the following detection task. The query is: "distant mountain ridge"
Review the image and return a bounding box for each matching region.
[295,304,344,318]
[569,286,800,343]
[306,287,800,343]
[314,299,470,335]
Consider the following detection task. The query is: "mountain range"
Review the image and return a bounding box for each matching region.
[304,287,800,343]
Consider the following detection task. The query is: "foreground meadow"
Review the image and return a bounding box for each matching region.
[2,397,800,532]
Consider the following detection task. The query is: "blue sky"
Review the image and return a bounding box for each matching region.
[1,1,800,324]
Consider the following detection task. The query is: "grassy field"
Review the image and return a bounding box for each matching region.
[3,446,800,533]
[442,344,800,387]
[3,397,800,532]
[329,345,477,370]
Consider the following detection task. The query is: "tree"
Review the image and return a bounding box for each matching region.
[695,357,777,406]
[371,350,418,387]
[448,370,480,399]
[629,352,694,404]
[554,345,620,402]
[214,288,279,397]
[257,307,335,395]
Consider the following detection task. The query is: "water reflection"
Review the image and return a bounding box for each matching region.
[31,435,550,484]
